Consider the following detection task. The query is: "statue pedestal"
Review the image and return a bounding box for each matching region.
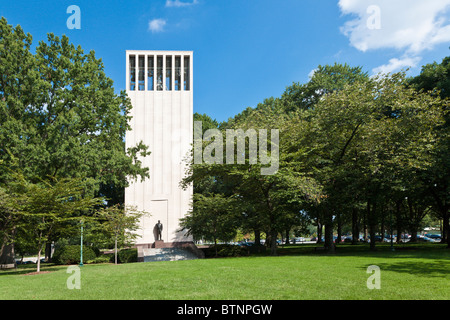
[154,240,164,248]
[136,241,205,262]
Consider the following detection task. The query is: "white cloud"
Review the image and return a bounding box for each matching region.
[372,56,422,75]
[338,0,450,73]
[166,0,198,8]
[148,18,167,33]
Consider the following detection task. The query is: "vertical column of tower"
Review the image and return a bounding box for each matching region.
[125,50,193,245]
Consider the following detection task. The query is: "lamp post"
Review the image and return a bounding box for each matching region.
[79,220,84,267]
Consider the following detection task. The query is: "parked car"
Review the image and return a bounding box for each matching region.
[425,234,441,240]
[417,235,435,242]
[290,237,304,244]
[367,235,389,243]
[238,241,255,247]
[343,236,353,243]
[385,234,396,240]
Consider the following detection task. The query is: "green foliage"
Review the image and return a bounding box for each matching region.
[118,248,138,263]
[202,244,249,258]
[179,193,239,245]
[0,17,150,204]
[185,60,449,254]
[0,16,151,267]
[282,62,369,111]
[409,56,450,99]
[94,205,146,248]
[86,255,111,264]
[53,245,97,265]
[194,112,220,132]
[94,204,147,264]
[3,167,104,271]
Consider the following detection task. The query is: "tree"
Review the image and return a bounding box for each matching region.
[284,72,445,251]
[409,56,450,99]
[179,193,238,257]
[0,17,150,200]
[185,100,321,256]
[0,185,19,266]
[8,171,103,273]
[282,63,369,112]
[409,56,450,247]
[0,18,150,262]
[95,204,147,264]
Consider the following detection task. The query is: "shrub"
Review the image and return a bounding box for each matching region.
[103,253,115,263]
[86,255,111,264]
[248,244,266,254]
[118,248,138,263]
[202,244,249,258]
[53,245,97,265]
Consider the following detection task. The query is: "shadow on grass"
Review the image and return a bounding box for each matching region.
[0,263,69,276]
[361,259,450,278]
[273,243,450,260]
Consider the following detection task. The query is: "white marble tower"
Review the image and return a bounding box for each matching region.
[125,50,193,246]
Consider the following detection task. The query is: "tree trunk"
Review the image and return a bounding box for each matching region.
[396,200,402,244]
[285,229,290,245]
[363,210,368,242]
[317,220,323,244]
[254,229,260,246]
[409,227,418,242]
[214,237,218,257]
[0,242,15,266]
[253,229,264,253]
[336,212,342,245]
[115,236,118,264]
[324,213,335,253]
[36,248,41,273]
[265,231,271,248]
[443,211,449,249]
[270,230,278,256]
[45,242,52,263]
[352,208,359,245]
[441,215,447,243]
[0,226,16,267]
[368,199,377,251]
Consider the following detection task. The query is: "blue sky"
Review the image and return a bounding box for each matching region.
[1,0,449,122]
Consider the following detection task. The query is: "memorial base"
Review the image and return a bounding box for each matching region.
[136,242,204,262]
[154,240,165,248]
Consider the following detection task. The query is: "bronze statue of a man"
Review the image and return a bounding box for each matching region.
[155,220,163,241]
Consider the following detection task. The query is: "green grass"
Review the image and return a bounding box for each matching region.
[1,243,449,300]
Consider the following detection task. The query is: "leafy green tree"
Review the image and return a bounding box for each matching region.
[282,63,369,112]
[186,101,321,255]
[0,17,150,200]
[95,204,147,264]
[409,56,449,246]
[8,171,103,272]
[409,56,450,99]
[285,72,445,251]
[0,184,19,265]
[0,18,151,262]
[179,193,238,257]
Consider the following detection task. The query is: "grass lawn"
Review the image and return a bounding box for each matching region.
[0,243,449,300]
